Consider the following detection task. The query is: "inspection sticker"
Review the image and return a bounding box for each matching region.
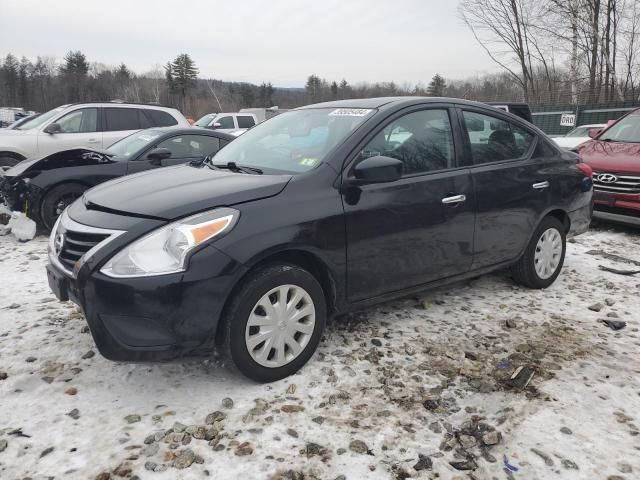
[329,108,372,117]
[298,157,319,166]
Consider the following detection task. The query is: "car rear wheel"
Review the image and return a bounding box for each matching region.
[41,183,87,231]
[224,264,326,382]
[512,216,566,289]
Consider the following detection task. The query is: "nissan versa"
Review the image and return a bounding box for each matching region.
[46,97,593,382]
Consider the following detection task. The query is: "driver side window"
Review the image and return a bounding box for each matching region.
[55,108,98,133]
[360,109,455,175]
[216,116,235,129]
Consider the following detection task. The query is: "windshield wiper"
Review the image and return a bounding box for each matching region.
[210,161,263,175]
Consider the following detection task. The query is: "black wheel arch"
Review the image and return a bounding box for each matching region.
[214,248,338,345]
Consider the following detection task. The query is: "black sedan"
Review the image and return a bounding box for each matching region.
[45,97,593,382]
[0,127,234,230]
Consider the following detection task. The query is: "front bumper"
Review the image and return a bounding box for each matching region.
[46,208,247,361]
[593,190,640,227]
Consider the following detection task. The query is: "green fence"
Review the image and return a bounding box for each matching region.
[531,101,639,135]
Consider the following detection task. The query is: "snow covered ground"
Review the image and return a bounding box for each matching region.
[0,226,638,480]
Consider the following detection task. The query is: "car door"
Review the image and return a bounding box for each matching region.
[343,106,475,302]
[126,134,222,174]
[458,108,550,269]
[102,107,145,148]
[36,107,102,156]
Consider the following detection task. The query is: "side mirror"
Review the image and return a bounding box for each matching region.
[44,123,62,134]
[146,147,172,165]
[588,128,603,139]
[210,122,222,129]
[350,155,403,185]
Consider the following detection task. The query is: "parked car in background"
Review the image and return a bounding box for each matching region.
[194,112,258,136]
[0,102,189,169]
[577,109,640,226]
[485,102,533,123]
[1,127,233,230]
[45,97,592,382]
[552,124,607,150]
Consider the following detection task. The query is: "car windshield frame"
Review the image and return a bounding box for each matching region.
[14,105,69,130]
[207,107,376,174]
[599,114,640,143]
[106,129,164,159]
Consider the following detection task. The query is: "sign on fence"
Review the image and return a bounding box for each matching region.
[559,114,576,127]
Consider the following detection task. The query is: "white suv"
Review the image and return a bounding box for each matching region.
[0,103,189,168]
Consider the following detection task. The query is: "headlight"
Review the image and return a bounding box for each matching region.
[100,208,239,278]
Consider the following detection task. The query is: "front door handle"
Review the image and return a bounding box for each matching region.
[533,181,550,190]
[441,194,466,205]
[87,138,100,144]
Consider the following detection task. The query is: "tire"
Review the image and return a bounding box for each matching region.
[0,156,20,171]
[512,216,566,289]
[40,183,87,231]
[224,264,326,382]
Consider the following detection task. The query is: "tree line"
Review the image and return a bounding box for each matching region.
[459,0,640,104]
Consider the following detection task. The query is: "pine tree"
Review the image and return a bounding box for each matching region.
[2,54,20,105]
[330,81,338,99]
[169,53,199,112]
[427,73,447,97]
[59,51,89,101]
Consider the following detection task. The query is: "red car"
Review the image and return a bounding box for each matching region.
[577,108,640,226]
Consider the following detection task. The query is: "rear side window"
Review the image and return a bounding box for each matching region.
[105,108,140,131]
[359,109,456,175]
[463,111,534,164]
[237,116,256,128]
[144,109,178,127]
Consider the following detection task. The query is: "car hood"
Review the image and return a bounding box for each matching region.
[83,164,292,220]
[4,147,118,177]
[553,136,590,149]
[578,140,640,173]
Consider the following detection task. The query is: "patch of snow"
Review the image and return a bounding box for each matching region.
[0,227,638,479]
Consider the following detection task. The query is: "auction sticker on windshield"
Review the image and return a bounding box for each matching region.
[329,108,373,117]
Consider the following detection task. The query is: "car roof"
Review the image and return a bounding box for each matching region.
[146,127,235,141]
[297,96,507,111]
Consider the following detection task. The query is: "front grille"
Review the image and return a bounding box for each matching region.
[593,172,640,194]
[58,230,110,271]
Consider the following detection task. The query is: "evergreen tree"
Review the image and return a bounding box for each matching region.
[339,79,350,99]
[168,53,199,112]
[59,50,89,101]
[427,73,447,96]
[330,81,338,99]
[18,57,31,106]
[239,84,255,107]
[2,54,20,105]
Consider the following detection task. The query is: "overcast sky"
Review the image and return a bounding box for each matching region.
[0,0,499,87]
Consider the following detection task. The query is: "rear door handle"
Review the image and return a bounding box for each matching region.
[87,138,100,144]
[441,194,466,205]
[533,181,550,190]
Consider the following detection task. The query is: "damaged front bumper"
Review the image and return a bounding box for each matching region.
[0,173,43,219]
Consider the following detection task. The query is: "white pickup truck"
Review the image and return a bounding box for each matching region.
[193,112,259,136]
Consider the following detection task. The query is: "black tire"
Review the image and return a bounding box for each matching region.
[224,264,326,382]
[0,156,20,170]
[40,183,86,231]
[512,216,566,289]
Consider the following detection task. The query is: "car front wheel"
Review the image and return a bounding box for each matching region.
[41,183,87,231]
[512,216,566,289]
[225,264,326,382]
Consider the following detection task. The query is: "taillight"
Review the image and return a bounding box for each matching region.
[576,162,593,178]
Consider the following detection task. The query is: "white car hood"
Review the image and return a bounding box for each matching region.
[553,136,590,149]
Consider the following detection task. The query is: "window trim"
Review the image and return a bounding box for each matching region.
[456,106,538,167]
[341,104,463,181]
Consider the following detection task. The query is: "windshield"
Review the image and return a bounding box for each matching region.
[210,107,374,173]
[15,105,68,130]
[599,115,640,143]
[566,126,591,137]
[194,114,217,127]
[107,130,163,158]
